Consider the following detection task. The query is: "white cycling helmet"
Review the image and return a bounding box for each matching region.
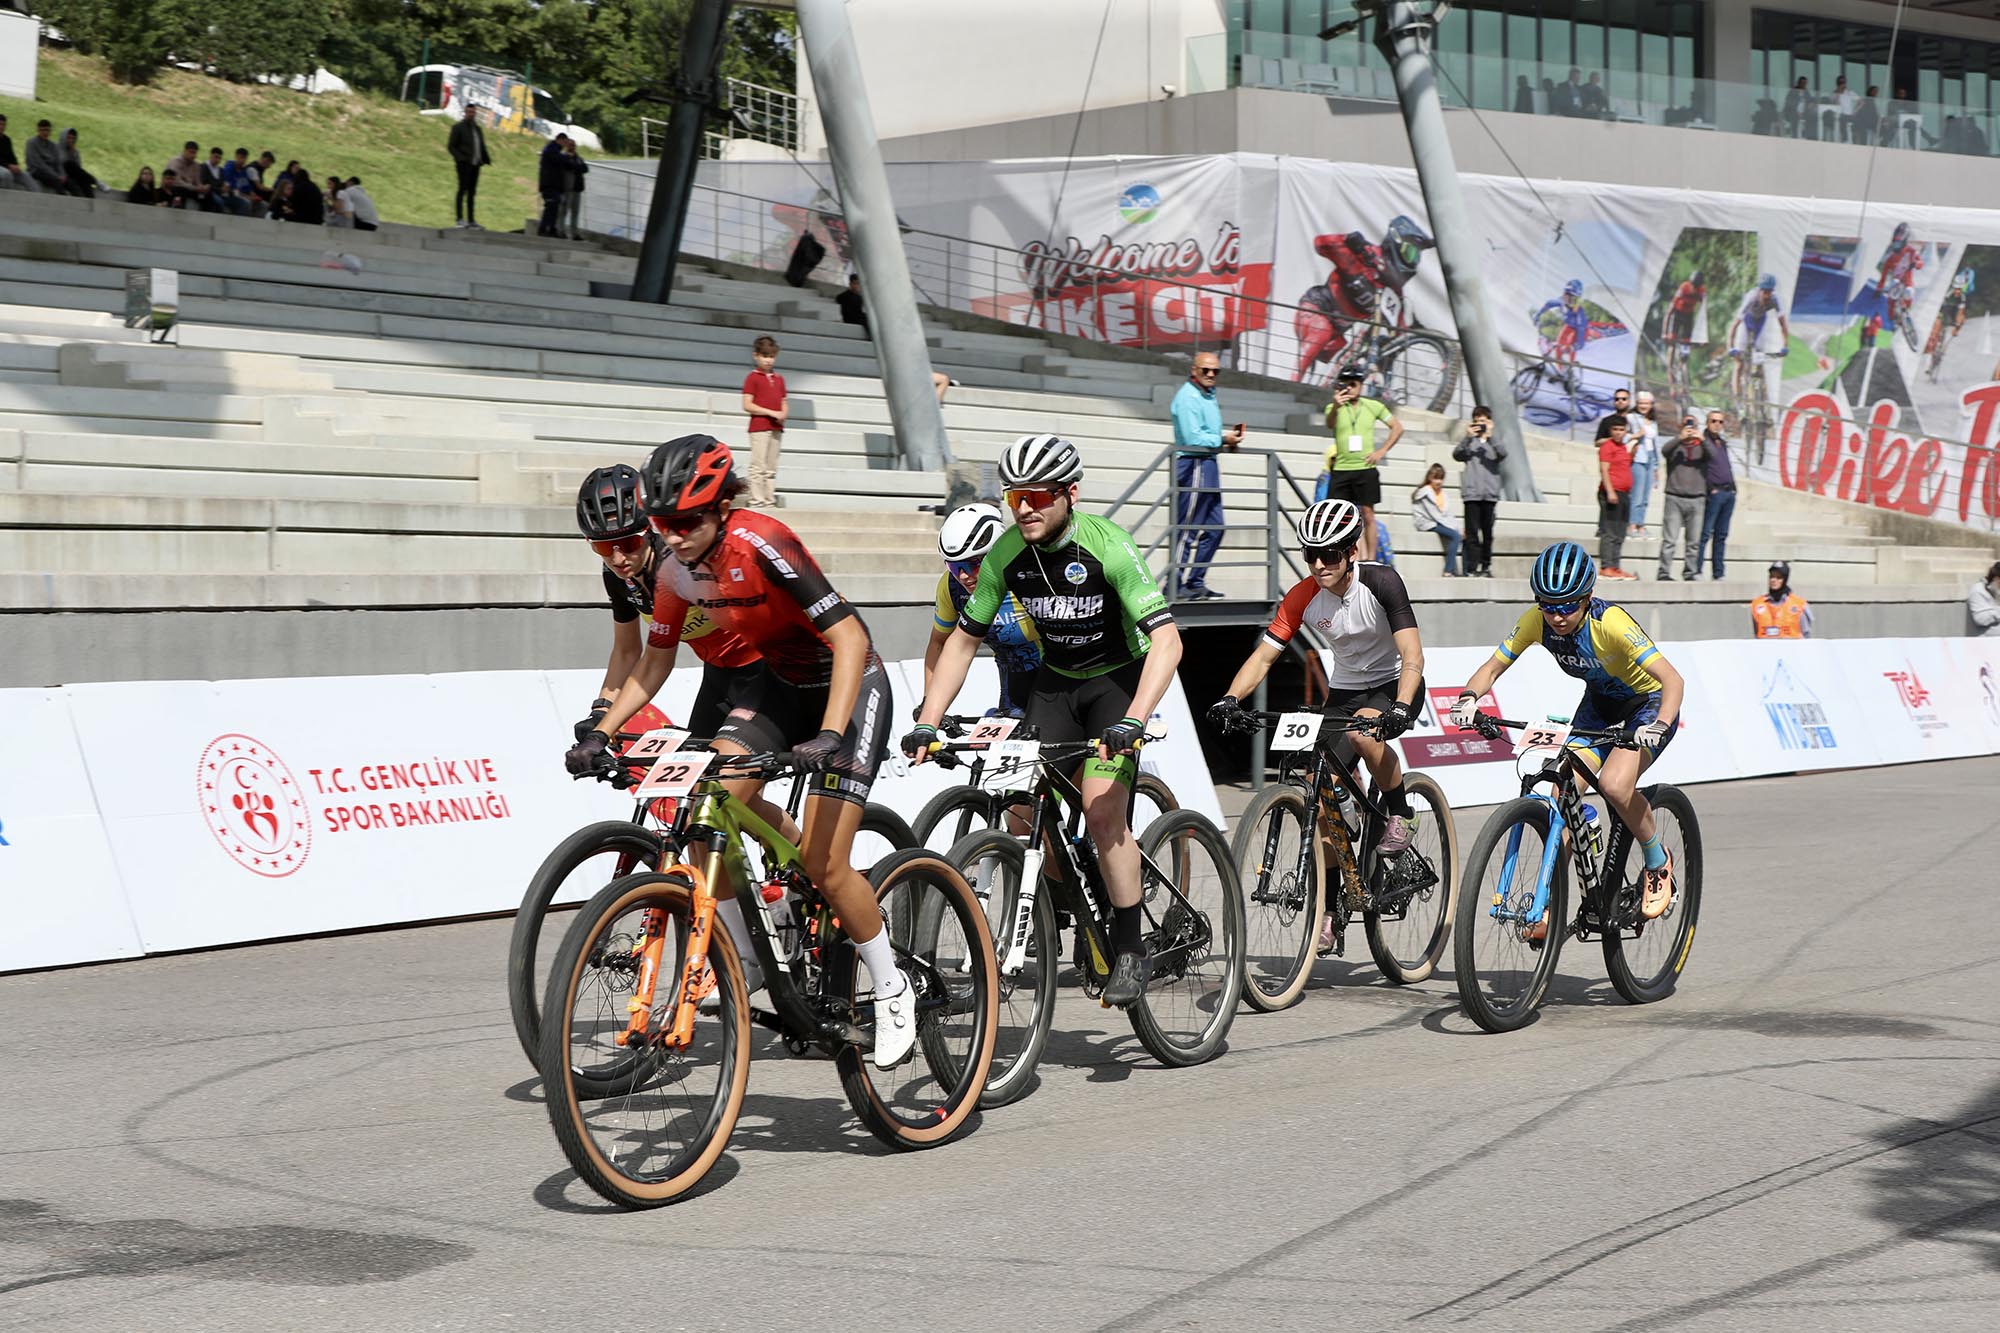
[998,433,1084,488]
[939,503,1007,561]
[1296,499,1364,551]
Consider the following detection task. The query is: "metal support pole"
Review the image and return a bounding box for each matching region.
[1250,677,1269,792]
[796,0,950,474]
[1367,2,1540,501]
[631,0,733,305]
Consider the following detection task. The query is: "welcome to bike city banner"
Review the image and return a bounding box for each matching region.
[682,153,2000,537]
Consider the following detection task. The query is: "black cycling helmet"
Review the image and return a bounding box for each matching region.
[576,464,647,540]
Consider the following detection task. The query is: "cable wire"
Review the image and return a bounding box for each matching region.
[1041,0,1119,257]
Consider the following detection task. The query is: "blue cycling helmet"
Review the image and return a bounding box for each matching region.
[1530,541,1597,603]
[1563,278,1584,298]
[1757,273,1777,291]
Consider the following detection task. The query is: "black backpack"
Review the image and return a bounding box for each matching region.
[784,231,825,287]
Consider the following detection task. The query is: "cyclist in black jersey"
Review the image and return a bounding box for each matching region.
[902,434,1183,1009]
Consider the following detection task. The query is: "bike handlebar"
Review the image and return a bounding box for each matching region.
[1469,712,1640,750]
[1241,708,1387,738]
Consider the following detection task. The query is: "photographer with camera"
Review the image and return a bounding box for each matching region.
[1451,404,1505,578]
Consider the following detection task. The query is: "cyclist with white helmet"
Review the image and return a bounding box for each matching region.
[1209,499,1427,951]
[903,433,1183,1010]
[1450,540,1687,933]
[926,503,1043,718]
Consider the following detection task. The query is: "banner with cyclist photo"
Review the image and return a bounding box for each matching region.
[0,688,143,973]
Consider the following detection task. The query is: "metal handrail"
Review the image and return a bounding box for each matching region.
[1103,445,1318,610]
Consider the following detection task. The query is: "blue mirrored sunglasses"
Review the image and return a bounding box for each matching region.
[1538,597,1586,617]
[948,559,982,582]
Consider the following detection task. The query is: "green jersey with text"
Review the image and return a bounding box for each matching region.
[959,513,1174,678]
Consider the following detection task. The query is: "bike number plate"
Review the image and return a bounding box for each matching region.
[1269,712,1323,752]
[627,727,690,760]
[637,750,715,799]
[1514,720,1572,754]
[967,716,1018,744]
[983,739,1041,792]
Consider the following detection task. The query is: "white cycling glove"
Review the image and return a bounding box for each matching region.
[1634,719,1670,753]
[1448,693,1480,730]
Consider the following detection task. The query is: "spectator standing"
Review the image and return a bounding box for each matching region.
[1597,387,1635,441]
[25,120,65,193]
[1513,75,1534,115]
[561,141,588,240]
[1656,418,1707,581]
[56,128,98,197]
[1628,389,1660,533]
[448,104,489,229]
[536,135,568,237]
[1410,463,1463,576]
[1784,77,1813,138]
[1752,562,1813,638]
[741,335,789,507]
[0,114,38,191]
[1580,72,1610,119]
[165,142,214,210]
[126,165,166,207]
[836,273,867,332]
[286,167,325,225]
[1452,404,1504,577]
[1552,68,1585,117]
[1834,75,1857,142]
[1170,351,1243,599]
[1595,417,1637,579]
[1855,86,1882,145]
[344,178,379,231]
[1970,562,2000,636]
[1323,366,1402,563]
[1698,410,1737,579]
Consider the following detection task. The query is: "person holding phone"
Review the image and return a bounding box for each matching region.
[1324,368,1402,564]
[1169,350,1245,599]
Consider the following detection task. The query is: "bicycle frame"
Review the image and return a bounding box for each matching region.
[1488,728,1637,940]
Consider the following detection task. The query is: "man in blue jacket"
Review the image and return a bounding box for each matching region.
[1170,351,1244,599]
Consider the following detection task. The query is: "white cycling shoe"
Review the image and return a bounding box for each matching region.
[872,969,918,1069]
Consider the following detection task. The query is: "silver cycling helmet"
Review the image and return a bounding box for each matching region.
[938,502,1007,561]
[998,433,1084,488]
[1296,499,1364,551]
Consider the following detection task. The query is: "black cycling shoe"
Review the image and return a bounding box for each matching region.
[1102,951,1149,1009]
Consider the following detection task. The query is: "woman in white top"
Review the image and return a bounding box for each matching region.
[1627,389,1660,535]
[325,176,354,228]
[1410,462,1462,576]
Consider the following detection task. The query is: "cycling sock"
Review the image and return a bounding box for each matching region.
[1112,903,1144,956]
[854,928,906,996]
[1383,782,1413,818]
[1641,832,1667,871]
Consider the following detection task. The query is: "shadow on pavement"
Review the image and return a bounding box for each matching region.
[1868,1072,2000,1271]
[533,1157,741,1214]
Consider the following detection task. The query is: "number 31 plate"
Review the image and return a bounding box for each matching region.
[1269,711,1323,752]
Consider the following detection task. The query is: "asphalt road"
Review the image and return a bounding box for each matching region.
[4,757,1999,1332]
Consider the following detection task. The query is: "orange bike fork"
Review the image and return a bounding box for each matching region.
[617,866,717,1051]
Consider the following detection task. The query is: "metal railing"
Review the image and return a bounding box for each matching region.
[639,79,805,160]
[1102,445,1319,611]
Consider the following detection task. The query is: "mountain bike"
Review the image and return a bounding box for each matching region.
[1320,290,1463,413]
[1740,347,1785,466]
[1924,312,1964,383]
[540,746,996,1208]
[1227,709,1457,1011]
[910,713,1177,851]
[507,718,917,1071]
[927,724,1244,1106]
[1452,712,1703,1035]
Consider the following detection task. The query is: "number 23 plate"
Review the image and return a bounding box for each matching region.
[1514,720,1571,754]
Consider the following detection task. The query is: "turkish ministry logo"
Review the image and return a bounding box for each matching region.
[198,734,312,877]
[1883,663,1932,711]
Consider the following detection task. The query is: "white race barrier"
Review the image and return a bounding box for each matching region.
[4,639,1996,974]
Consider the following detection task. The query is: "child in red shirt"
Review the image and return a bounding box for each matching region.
[741,335,788,506]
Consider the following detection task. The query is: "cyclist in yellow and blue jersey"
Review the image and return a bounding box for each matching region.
[923,503,1043,718]
[1450,540,1684,930]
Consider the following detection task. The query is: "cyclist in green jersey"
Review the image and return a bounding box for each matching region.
[902,433,1184,1009]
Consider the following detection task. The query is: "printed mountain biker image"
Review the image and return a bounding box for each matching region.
[1532,278,1624,374]
[1928,266,1975,362]
[1728,274,1789,399]
[1875,222,1924,328]
[1294,214,1435,379]
[1665,270,1707,347]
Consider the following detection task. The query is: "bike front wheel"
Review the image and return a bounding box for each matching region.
[1453,798,1568,1033]
[1600,784,1703,1004]
[1129,811,1245,1066]
[837,849,997,1149]
[1230,781,1324,1012]
[945,830,1058,1106]
[540,872,750,1209]
[1364,772,1458,984]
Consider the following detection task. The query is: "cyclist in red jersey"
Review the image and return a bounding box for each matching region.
[566,436,914,1068]
[1293,216,1434,379]
[1665,270,1705,347]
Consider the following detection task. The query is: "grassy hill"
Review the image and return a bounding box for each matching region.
[11,48,563,229]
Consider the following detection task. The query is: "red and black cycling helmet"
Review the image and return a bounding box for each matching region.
[641,434,736,515]
[575,464,648,540]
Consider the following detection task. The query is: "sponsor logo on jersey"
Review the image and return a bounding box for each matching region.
[1064,560,1088,586]
[743,530,797,578]
[804,592,841,620]
[1022,594,1105,622]
[701,594,769,609]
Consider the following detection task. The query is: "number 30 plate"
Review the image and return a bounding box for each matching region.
[1269,711,1323,752]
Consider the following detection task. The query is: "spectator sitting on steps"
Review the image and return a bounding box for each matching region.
[125,165,167,207]
[836,273,867,333]
[285,165,326,225]
[25,120,68,194]
[344,177,379,231]
[0,114,37,191]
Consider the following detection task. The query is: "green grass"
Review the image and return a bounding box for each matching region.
[9,48,562,229]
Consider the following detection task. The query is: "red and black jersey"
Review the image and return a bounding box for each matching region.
[646,509,873,686]
[607,532,759,669]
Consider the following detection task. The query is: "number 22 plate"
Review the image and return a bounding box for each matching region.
[637,750,715,799]
[1269,712,1323,752]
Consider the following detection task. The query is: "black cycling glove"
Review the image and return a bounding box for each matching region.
[900,723,938,759]
[1207,695,1243,734]
[791,728,845,767]
[565,729,610,776]
[1099,716,1146,756]
[1375,700,1415,740]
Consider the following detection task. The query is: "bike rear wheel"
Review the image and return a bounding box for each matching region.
[1454,799,1568,1033]
[913,786,1006,852]
[1383,331,1463,413]
[945,830,1058,1107]
[1364,772,1458,984]
[507,821,665,1071]
[540,872,749,1209]
[1600,784,1703,1004]
[838,849,997,1149]
[855,801,918,874]
[1129,811,1244,1066]
[1230,781,1323,1012]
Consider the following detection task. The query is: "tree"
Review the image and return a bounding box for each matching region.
[38,0,199,84]
[180,0,336,83]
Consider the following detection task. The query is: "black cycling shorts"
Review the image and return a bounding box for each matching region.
[1572,690,1678,766]
[1328,467,1383,509]
[1322,674,1422,768]
[687,661,764,740]
[1024,658,1146,785]
[714,660,891,806]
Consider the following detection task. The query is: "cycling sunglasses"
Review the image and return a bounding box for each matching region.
[649,508,718,537]
[947,558,982,582]
[1005,487,1066,511]
[1302,543,1355,566]
[589,534,648,558]
[1538,597,1587,617]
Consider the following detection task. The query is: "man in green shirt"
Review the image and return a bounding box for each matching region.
[1323,368,1404,562]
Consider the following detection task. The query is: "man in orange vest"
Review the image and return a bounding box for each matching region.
[1752,560,1813,638]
